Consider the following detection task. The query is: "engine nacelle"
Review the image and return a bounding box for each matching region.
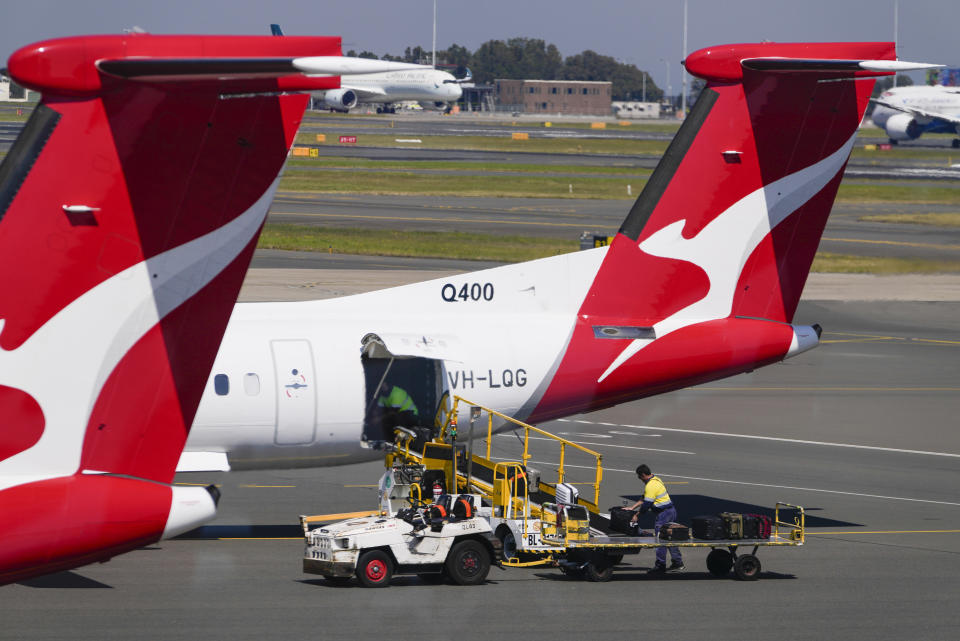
[885,112,922,141]
[421,100,450,112]
[323,89,358,110]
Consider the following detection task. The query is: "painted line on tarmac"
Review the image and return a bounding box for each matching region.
[239,484,296,488]
[809,529,960,535]
[559,419,960,459]
[507,434,694,455]
[544,461,960,507]
[822,236,960,251]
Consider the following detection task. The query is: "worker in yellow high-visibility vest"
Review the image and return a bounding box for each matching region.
[377,384,419,428]
[626,464,684,574]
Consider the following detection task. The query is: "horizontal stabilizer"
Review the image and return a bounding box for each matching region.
[742,58,942,74]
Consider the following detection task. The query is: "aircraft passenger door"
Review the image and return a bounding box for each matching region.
[271,340,317,445]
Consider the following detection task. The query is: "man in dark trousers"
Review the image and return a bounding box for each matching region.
[625,464,684,574]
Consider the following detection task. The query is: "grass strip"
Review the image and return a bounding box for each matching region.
[259,226,960,273]
[295,132,669,156]
[286,157,651,176]
[279,169,641,199]
[858,213,960,227]
[836,182,960,204]
[811,252,960,274]
[258,224,577,262]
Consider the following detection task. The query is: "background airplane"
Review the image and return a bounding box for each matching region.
[871,84,960,147]
[178,43,935,474]
[271,24,468,113]
[0,32,415,585]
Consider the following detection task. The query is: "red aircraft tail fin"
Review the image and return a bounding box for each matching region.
[0,34,340,584]
[533,42,895,419]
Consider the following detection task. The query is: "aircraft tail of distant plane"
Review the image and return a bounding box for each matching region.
[532,42,922,418]
[0,33,351,584]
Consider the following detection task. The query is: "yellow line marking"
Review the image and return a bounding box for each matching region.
[822,338,897,344]
[239,484,296,488]
[174,482,217,486]
[270,212,595,229]
[218,537,302,541]
[302,510,380,523]
[822,236,960,251]
[911,337,960,346]
[809,529,960,535]
[344,484,378,488]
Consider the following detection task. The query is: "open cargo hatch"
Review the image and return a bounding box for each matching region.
[360,332,452,448]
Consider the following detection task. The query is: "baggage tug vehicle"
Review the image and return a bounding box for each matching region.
[301,397,806,586]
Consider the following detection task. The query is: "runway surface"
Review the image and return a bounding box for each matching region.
[3,296,959,640]
[267,193,960,262]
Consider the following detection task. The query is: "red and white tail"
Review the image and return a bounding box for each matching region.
[532,42,896,420]
[0,34,341,584]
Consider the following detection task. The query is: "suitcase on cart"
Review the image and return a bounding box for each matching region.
[720,512,744,539]
[659,522,690,541]
[692,515,725,540]
[608,506,639,535]
[744,513,772,539]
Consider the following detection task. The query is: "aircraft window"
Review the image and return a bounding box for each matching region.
[243,373,260,396]
[214,374,229,396]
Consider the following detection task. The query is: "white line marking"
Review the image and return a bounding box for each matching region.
[541,462,960,507]
[510,435,694,455]
[555,421,960,459]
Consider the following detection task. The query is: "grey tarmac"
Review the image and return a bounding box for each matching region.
[3,270,959,641]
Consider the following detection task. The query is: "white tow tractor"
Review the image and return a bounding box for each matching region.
[301,465,502,587]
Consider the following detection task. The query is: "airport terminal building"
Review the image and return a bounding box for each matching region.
[496,79,612,115]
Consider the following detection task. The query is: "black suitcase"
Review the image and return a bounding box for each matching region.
[608,506,639,535]
[742,515,760,539]
[659,522,690,541]
[691,515,724,540]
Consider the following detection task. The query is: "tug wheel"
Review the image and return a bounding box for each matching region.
[733,554,761,581]
[446,540,491,585]
[356,550,393,588]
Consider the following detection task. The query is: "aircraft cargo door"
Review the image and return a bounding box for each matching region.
[271,340,317,445]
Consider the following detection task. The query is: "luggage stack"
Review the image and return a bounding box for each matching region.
[692,513,772,540]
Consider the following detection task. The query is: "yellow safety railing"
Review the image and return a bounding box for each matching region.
[440,396,603,512]
[774,502,805,543]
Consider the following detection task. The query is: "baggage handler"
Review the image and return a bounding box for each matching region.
[625,464,684,574]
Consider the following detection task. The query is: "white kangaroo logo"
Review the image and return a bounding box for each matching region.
[0,178,280,490]
[598,133,857,383]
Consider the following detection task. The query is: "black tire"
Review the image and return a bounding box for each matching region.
[706,549,734,577]
[356,550,393,588]
[445,540,491,586]
[496,527,518,562]
[609,554,624,566]
[584,556,614,582]
[323,575,352,586]
[733,554,761,581]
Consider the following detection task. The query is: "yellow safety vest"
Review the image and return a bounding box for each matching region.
[378,386,419,416]
[643,476,672,508]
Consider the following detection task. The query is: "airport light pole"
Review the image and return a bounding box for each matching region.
[432,0,437,68]
[681,0,688,116]
[661,58,672,111]
[892,0,899,87]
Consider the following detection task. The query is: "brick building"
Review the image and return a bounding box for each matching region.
[495,79,612,115]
